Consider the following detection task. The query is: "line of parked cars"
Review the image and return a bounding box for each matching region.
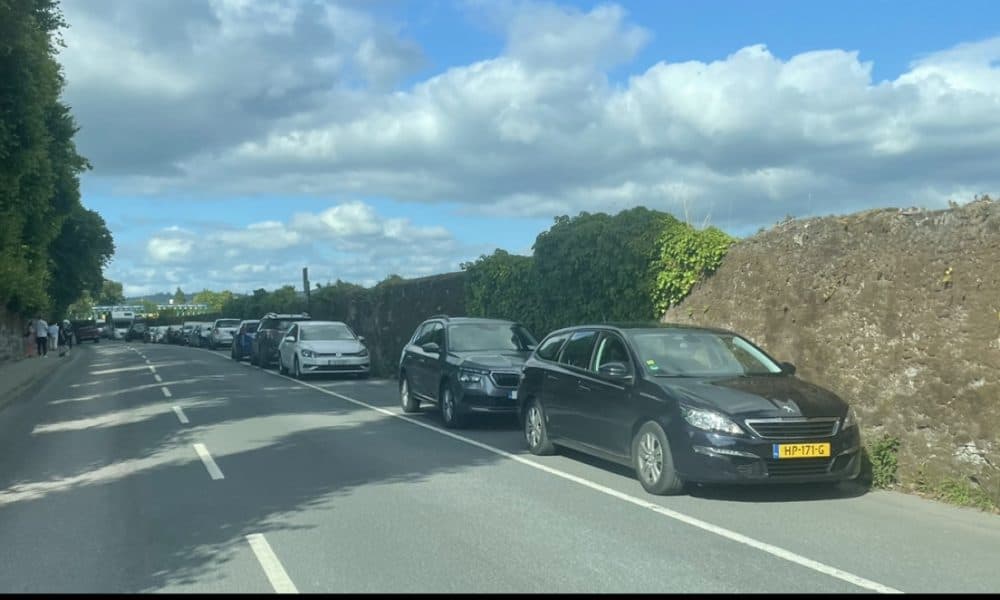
[395,314,862,496]
[154,310,861,496]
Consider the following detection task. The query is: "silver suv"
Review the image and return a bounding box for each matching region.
[209,318,241,350]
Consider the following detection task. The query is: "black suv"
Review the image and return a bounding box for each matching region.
[398,315,538,428]
[251,312,312,368]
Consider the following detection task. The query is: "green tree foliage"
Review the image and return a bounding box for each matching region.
[0,0,114,317]
[462,250,539,332]
[651,224,736,313]
[193,289,235,313]
[66,289,94,319]
[96,279,125,306]
[172,287,186,305]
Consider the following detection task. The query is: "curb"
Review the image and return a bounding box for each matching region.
[0,345,82,413]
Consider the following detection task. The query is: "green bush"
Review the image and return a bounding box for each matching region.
[652,223,736,314]
[863,435,901,489]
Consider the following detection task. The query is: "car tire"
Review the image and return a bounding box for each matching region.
[293,356,303,379]
[633,421,684,495]
[524,399,555,455]
[440,383,464,429]
[250,351,258,366]
[400,376,420,413]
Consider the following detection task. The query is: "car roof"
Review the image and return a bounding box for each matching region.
[297,320,348,326]
[545,321,737,337]
[425,316,517,326]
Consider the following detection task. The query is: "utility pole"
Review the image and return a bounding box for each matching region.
[302,267,311,314]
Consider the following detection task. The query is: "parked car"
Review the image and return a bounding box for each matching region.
[398,315,537,428]
[185,322,212,347]
[516,323,861,495]
[125,320,148,342]
[231,320,260,361]
[277,321,369,378]
[70,319,101,343]
[179,322,199,345]
[207,318,241,350]
[251,312,312,367]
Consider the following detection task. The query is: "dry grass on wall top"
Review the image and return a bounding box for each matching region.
[663,198,1000,511]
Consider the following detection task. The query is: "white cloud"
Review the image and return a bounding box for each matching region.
[147,237,194,263]
[62,2,1000,294]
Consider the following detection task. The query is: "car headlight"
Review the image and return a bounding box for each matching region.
[842,406,857,430]
[680,406,745,436]
[300,349,315,358]
[359,348,369,357]
[458,368,488,386]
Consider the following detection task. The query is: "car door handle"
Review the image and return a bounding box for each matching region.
[577,383,591,392]
[546,374,559,382]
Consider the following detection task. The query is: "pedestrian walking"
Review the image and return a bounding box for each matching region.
[48,320,60,354]
[35,316,49,357]
[58,322,70,357]
[23,318,37,358]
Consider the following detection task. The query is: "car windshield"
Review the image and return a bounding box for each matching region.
[217,319,240,328]
[299,324,355,341]
[629,330,783,377]
[448,323,536,352]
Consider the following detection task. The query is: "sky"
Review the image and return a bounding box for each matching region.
[57,0,1000,297]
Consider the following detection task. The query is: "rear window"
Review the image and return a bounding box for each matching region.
[216,319,240,328]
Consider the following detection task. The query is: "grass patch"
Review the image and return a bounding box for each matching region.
[860,435,900,489]
[913,474,1000,513]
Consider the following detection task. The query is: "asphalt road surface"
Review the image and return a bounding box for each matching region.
[0,341,998,593]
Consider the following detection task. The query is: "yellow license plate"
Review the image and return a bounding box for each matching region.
[773,443,831,459]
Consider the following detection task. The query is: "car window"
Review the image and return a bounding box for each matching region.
[412,322,433,345]
[592,333,633,374]
[535,332,569,361]
[630,330,783,377]
[287,324,298,338]
[447,322,536,352]
[217,319,240,328]
[558,330,598,370]
[300,324,355,341]
[415,322,443,346]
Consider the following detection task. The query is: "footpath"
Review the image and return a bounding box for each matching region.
[0,347,79,412]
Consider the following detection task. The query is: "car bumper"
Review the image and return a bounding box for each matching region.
[457,387,519,414]
[672,426,863,484]
[299,356,370,374]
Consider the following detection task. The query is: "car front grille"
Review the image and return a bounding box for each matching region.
[765,458,833,477]
[490,372,520,388]
[315,351,366,358]
[743,418,839,440]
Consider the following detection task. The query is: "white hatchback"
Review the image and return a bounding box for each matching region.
[277,321,370,378]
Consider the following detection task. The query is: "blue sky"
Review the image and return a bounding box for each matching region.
[63,0,1000,296]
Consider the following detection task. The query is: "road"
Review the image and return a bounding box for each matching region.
[0,341,998,593]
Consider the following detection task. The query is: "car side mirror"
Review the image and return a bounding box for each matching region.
[358,336,365,343]
[780,361,796,375]
[284,335,296,343]
[598,362,632,381]
[421,342,440,354]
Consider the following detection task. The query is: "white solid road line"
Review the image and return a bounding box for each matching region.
[265,366,902,594]
[246,533,299,593]
[172,405,189,424]
[192,443,225,480]
[154,374,163,383]
[161,386,172,398]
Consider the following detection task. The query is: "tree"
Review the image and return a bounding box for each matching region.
[140,299,157,316]
[173,287,186,305]
[96,279,125,306]
[47,204,114,318]
[66,289,95,320]
[193,289,235,313]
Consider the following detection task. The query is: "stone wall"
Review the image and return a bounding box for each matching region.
[0,307,26,365]
[663,198,1000,506]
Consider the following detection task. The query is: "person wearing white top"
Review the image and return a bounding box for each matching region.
[35,317,49,357]
[48,321,60,353]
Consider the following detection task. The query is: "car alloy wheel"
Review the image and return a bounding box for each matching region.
[633,422,684,495]
[294,356,302,379]
[400,377,419,413]
[440,386,462,428]
[637,432,663,485]
[524,401,555,455]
